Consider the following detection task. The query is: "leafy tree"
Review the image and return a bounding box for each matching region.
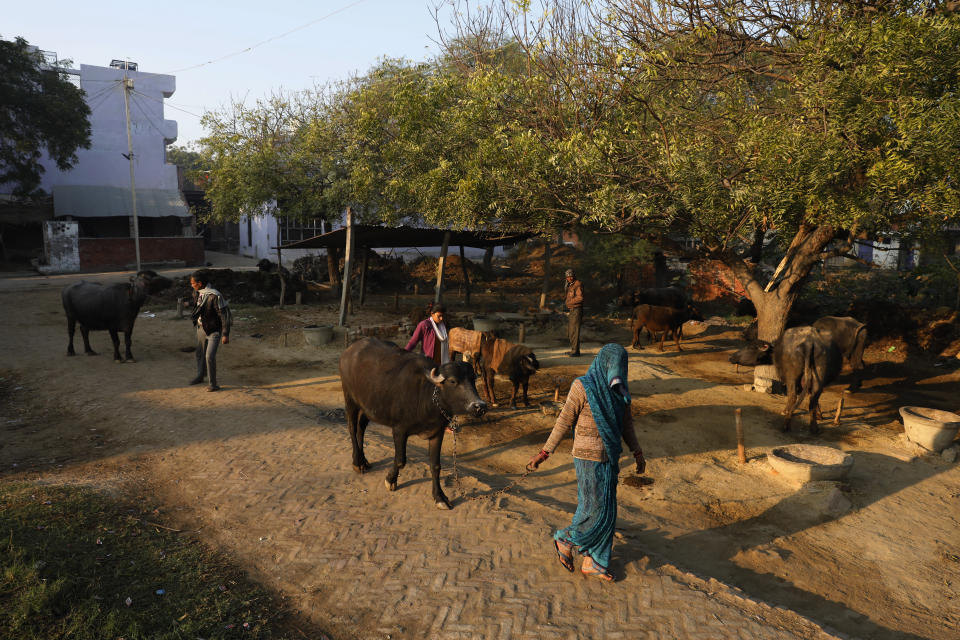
[196,92,327,223]
[444,1,960,340]
[0,36,91,196]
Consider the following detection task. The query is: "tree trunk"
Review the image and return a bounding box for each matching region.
[459,245,471,305]
[327,246,341,288]
[435,231,450,305]
[723,223,842,343]
[539,240,552,309]
[483,246,494,272]
[752,290,797,343]
[654,251,668,288]
[359,247,369,307]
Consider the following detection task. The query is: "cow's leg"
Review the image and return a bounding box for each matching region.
[509,381,519,408]
[80,326,97,356]
[108,329,122,362]
[428,433,451,510]
[66,316,77,356]
[808,390,823,435]
[674,326,683,351]
[485,370,497,406]
[631,323,640,350]
[522,379,530,407]
[123,330,135,363]
[345,398,369,473]
[658,330,666,352]
[385,429,409,492]
[782,382,799,432]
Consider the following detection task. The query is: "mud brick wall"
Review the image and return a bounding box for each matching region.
[688,258,748,302]
[79,237,205,272]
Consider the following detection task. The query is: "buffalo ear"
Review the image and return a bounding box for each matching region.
[427,367,446,385]
[759,342,772,351]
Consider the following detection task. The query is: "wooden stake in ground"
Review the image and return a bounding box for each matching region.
[518,322,525,344]
[833,390,847,425]
[735,408,746,464]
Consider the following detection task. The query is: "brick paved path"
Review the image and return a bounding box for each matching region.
[148,384,841,640]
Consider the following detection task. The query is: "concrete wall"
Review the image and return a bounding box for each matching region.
[37,63,180,193]
[40,221,80,273]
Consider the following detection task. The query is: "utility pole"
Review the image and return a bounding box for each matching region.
[122,70,142,272]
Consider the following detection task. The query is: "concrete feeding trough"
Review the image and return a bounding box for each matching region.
[899,406,960,453]
[767,444,853,484]
[303,325,333,346]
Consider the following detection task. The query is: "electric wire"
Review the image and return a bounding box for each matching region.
[165,0,370,74]
[129,92,171,140]
[130,88,203,119]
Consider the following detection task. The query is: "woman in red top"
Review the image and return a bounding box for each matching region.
[405,304,449,364]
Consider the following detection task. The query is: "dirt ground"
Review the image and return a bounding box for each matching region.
[1,275,959,639]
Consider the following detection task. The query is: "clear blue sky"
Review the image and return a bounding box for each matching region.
[5,0,456,146]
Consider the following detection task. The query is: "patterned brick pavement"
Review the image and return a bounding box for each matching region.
[148,385,844,640]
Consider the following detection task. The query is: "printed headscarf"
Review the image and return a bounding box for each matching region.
[577,344,631,472]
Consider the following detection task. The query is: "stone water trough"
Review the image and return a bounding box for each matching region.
[767,444,853,484]
[899,406,960,453]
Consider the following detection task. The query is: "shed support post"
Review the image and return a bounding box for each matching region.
[338,207,355,327]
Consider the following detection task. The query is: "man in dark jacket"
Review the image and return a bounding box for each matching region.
[564,268,584,357]
[189,270,232,391]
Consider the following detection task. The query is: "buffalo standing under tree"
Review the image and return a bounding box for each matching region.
[729,326,842,435]
[339,337,488,510]
[62,270,172,362]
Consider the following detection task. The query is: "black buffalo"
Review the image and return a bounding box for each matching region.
[339,337,488,509]
[739,315,866,387]
[729,326,842,435]
[630,304,704,351]
[477,339,540,407]
[811,316,867,390]
[62,270,172,362]
[621,286,688,309]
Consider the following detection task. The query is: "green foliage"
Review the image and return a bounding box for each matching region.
[0,482,307,639]
[197,92,327,223]
[578,232,653,282]
[0,36,90,196]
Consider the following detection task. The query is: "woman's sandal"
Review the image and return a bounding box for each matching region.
[581,556,614,582]
[554,539,575,572]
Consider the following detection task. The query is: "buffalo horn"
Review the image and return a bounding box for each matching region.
[428,368,446,384]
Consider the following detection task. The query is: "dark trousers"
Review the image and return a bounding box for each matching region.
[195,326,221,387]
[568,307,582,354]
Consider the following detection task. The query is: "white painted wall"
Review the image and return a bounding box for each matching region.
[15,61,180,196]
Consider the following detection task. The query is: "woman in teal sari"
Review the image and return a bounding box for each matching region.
[527,343,645,580]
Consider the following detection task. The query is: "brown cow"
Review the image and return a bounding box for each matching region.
[477,338,540,407]
[631,304,704,352]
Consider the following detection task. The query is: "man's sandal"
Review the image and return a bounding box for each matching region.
[581,556,614,581]
[554,539,575,572]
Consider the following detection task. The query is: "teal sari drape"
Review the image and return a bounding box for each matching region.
[555,344,630,569]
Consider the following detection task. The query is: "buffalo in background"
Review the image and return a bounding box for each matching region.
[631,304,704,351]
[339,337,488,510]
[477,338,540,407]
[61,270,172,363]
